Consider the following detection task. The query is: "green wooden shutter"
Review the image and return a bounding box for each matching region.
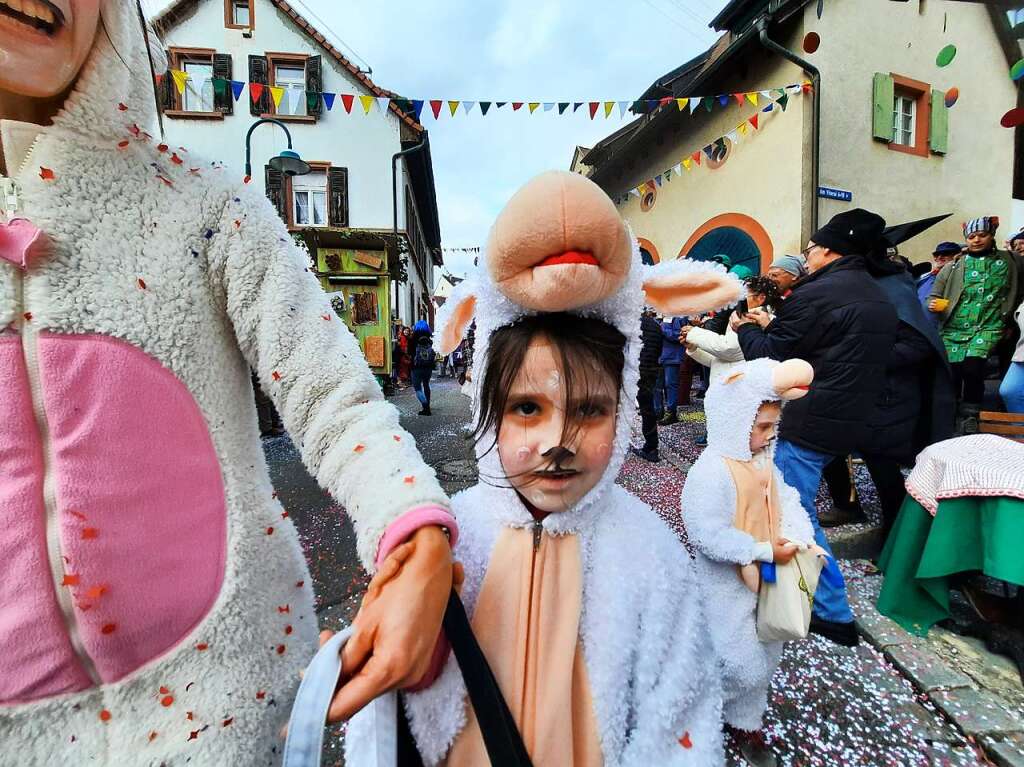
[929,89,948,155]
[212,54,233,115]
[872,73,895,142]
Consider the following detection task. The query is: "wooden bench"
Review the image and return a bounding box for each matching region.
[978,411,1024,442]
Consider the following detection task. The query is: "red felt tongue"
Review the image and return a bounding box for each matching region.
[537,250,599,267]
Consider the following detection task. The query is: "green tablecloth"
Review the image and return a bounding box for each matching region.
[877,495,1024,636]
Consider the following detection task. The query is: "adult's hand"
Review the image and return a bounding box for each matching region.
[729,310,755,333]
[678,324,693,343]
[324,525,454,722]
[749,308,773,328]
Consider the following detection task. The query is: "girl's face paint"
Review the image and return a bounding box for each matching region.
[497,337,617,513]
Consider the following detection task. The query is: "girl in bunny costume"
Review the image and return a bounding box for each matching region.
[0,2,457,763]
[681,356,819,763]
[345,170,742,766]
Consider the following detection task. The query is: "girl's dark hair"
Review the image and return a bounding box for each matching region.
[473,313,627,459]
[744,275,783,311]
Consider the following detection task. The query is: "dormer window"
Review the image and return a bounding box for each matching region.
[225,0,253,29]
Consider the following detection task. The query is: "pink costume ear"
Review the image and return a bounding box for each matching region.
[772,359,814,400]
[642,269,742,316]
[436,294,477,356]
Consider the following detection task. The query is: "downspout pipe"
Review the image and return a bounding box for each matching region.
[391,134,430,322]
[756,16,821,233]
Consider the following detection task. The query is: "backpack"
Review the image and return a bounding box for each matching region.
[413,341,434,368]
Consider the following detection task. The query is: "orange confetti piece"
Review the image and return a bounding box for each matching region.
[189,168,201,175]
[136,278,147,290]
[404,476,415,484]
[159,686,170,694]
[188,730,199,741]
[85,585,107,600]
[99,709,111,722]
[67,510,87,520]
[101,623,117,635]
[117,140,130,149]
[156,175,174,187]
[82,528,99,540]
[170,153,183,165]
[678,732,693,749]
[233,219,241,229]
[186,711,194,721]
[393,435,401,442]
[117,102,128,111]
[195,643,209,651]
[353,444,365,453]
[278,604,290,613]
[128,123,141,136]
[22,312,32,322]
[284,625,293,635]
[148,731,158,742]
[321,314,332,321]
[39,167,55,181]
[157,143,168,153]
[255,690,266,700]
[271,371,281,381]
[243,174,252,184]
[295,580,304,588]
[222,717,234,727]
[266,526,274,536]
[62,574,80,586]
[280,510,289,519]
[276,644,286,655]
[160,695,174,707]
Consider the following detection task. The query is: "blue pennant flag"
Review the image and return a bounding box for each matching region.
[718,94,728,107]
[646,99,658,112]
[412,99,425,120]
[230,80,245,101]
[322,92,336,111]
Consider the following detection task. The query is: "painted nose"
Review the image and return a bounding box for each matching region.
[541,446,575,467]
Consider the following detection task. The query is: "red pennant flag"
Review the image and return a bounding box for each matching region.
[588,102,599,119]
[512,102,523,111]
[429,99,442,119]
[342,94,355,114]
[154,73,163,87]
[659,96,673,107]
[734,93,744,105]
[749,114,759,130]
[802,82,812,94]
[249,83,264,104]
[691,151,701,166]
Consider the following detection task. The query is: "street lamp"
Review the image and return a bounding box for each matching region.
[244,117,311,180]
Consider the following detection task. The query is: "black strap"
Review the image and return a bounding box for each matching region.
[442,590,534,767]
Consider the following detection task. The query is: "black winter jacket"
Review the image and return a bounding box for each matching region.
[639,315,664,375]
[737,254,898,455]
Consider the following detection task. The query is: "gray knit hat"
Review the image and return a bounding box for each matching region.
[769,254,808,278]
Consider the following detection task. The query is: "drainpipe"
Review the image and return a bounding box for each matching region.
[756,16,821,234]
[391,134,429,323]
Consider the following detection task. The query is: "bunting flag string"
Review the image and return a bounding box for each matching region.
[611,85,808,205]
[163,69,809,121]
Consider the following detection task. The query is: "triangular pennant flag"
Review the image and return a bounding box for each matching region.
[542,102,555,112]
[703,145,715,160]
[588,102,599,119]
[287,87,303,115]
[306,90,320,112]
[683,158,692,171]
[270,86,285,109]
[480,101,492,115]
[154,73,164,88]
[230,80,245,101]
[746,92,759,106]
[429,99,442,119]
[659,97,673,108]
[340,93,354,113]
[171,69,189,95]
[359,95,375,114]
[376,97,391,113]
[727,130,739,144]
[447,100,460,116]
[748,114,759,129]
[212,77,228,98]
[654,174,663,187]
[760,90,772,100]
[631,99,645,113]
[248,82,264,105]
[734,93,745,106]
[462,101,476,114]
[673,162,682,175]
[691,151,702,165]
[496,102,507,108]
[558,102,569,115]
[664,169,673,182]
[528,102,540,113]
[604,101,615,118]
[776,92,789,112]
[689,98,700,115]
[512,102,523,111]
[802,82,813,94]
[718,94,729,107]
[646,99,658,112]
[411,99,424,120]
[738,122,748,135]
[573,102,583,112]
[676,98,688,111]
[703,96,714,112]
[629,188,641,198]
[762,103,774,113]
[618,101,629,117]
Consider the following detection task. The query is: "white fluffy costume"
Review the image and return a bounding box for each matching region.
[0,5,451,764]
[345,171,744,766]
[681,358,816,731]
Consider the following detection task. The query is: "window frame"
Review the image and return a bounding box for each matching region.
[165,47,224,120]
[887,74,931,159]
[224,0,254,30]
[287,161,331,229]
[263,52,315,123]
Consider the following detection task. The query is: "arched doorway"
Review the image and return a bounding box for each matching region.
[679,213,773,275]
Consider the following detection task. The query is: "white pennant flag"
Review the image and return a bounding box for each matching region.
[288,85,304,115]
[689,98,701,115]
[376,96,390,113]
[543,102,555,112]
[760,90,772,100]
[618,101,629,117]
[673,162,683,175]
[462,101,476,114]
[629,188,642,198]
[727,130,739,144]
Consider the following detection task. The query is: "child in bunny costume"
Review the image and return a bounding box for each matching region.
[681,356,820,764]
[345,170,743,766]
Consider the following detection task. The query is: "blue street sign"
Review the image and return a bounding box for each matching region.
[818,186,853,202]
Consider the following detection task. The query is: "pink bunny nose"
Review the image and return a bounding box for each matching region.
[0,219,47,270]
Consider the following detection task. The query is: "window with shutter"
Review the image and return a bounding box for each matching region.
[872,73,895,142]
[265,165,287,222]
[328,168,349,227]
[877,73,937,160]
[212,53,233,115]
[929,89,948,155]
[305,56,322,119]
[249,55,270,116]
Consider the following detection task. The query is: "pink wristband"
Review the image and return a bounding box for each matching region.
[374,505,458,569]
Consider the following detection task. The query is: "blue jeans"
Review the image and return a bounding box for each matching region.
[654,364,680,414]
[411,369,432,407]
[1000,362,1024,413]
[774,438,854,624]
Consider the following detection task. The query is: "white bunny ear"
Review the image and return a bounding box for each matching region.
[434,281,478,356]
[641,259,743,316]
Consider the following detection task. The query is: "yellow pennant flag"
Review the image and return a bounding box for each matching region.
[676,98,689,111]
[746,92,759,106]
[683,158,692,171]
[604,101,615,118]
[528,102,540,114]
[448,100,460,116]
[269,86,285,109]
[738,122,748,135]
[359,95,375,114]
[171,69,189,95]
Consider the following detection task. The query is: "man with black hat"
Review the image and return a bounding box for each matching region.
[731,209,898,647]
[917,241,961,318]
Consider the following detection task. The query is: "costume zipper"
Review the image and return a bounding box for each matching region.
[7,151,102,687]
[532,519,543,551]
